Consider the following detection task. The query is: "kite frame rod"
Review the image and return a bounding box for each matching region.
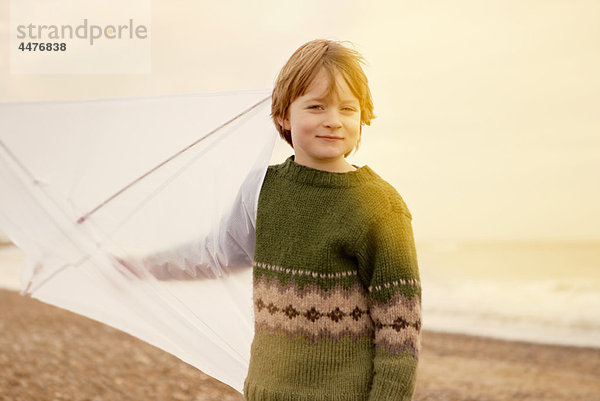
[0,139,39,184]
[76,95,270,224]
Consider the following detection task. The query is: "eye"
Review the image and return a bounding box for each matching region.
[341,106,358,112]
[308,104,324,110]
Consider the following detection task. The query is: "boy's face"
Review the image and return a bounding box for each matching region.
[279,68,361,172]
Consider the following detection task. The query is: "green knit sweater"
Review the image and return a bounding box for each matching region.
[243,156,421,401]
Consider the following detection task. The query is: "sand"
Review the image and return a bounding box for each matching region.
[1,289,599,401]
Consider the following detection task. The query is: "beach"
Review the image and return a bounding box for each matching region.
[2,289,599,401]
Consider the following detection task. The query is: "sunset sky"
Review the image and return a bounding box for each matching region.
[1,0,598,242]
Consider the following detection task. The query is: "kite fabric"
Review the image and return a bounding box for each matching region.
[0,90,277,392]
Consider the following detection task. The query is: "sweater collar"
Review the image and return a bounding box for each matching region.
[274,156,378,188]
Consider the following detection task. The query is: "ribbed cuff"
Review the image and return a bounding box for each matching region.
[367,378,416,401]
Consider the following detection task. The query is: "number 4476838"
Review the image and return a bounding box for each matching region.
[19,42,67,51]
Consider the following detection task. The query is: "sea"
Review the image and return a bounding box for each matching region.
[418,240,600,348]
[2,240,599,349]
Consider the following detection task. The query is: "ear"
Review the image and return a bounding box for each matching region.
[277,117,291,131]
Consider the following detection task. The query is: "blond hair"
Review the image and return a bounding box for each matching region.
[271,39,375,153]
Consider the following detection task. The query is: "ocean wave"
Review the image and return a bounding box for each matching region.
[421,275,600,347]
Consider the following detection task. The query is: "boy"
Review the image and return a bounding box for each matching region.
[244,39,421,400]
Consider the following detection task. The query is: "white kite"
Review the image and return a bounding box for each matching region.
[0,90,277,392]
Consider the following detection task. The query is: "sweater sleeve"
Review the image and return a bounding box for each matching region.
[116,185,255,281]
[356,207,421,401]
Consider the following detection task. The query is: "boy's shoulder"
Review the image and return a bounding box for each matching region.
[263,158,412,220]
[359,167,412,220]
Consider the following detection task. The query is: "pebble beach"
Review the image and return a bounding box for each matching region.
[2,289,599,401]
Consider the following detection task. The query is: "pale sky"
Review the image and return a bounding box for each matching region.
[1,0,599,241]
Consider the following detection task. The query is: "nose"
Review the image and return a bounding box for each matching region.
[323,109,342,129]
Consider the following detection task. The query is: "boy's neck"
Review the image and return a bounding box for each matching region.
[292,155,357,173]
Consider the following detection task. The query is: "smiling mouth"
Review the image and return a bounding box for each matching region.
[317,136,343,140]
